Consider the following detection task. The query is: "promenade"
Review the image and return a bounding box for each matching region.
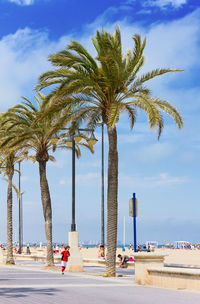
[0,261,199,304]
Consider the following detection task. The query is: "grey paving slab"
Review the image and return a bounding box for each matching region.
[0,263,199,304]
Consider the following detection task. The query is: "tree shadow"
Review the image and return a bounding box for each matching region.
[0,287,60,298]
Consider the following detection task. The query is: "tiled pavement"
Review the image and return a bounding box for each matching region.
[0,261,199,304]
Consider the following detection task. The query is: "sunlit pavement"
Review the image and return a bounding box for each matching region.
[0,262,199,304]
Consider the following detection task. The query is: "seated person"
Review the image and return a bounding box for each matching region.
[117,254,129,268]
[98,245,105,259]
[56,245,60,253]
[137,244,141,252]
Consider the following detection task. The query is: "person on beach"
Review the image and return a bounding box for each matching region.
[26,243,31,254]
[117,254,129,268]
[61,245,70,275]
[56,244,60,253]
[98,245,105,259]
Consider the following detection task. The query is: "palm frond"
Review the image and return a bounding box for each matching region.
[122,104,137,129]
[132,68,183,88]
[133,95,162,131]
[153,98,183,129]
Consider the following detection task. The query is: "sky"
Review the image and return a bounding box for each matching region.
[0,0,199,245]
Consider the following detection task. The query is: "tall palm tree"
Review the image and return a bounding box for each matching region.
[36,28,183,276]
[0,129,26,265]
[1,94,94,267]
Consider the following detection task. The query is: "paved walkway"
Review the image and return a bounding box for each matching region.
[0,261,199,303]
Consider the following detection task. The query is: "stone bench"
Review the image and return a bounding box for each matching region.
[83,258,134,268]
[12,254,61,262]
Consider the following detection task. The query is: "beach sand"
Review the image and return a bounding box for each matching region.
[80,247,200,266]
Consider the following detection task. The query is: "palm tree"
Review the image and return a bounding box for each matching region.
[1,94,94,267]
[0,130,27,265]
[36,28,183,276]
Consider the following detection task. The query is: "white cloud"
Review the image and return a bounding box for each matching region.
[59,172,100,186]
[8,0,34,5]
[0,28,73,109]
[180,151,197,163]
[21,175,29,182]
[144,0,187,9]
[138,142,174,162]
[0,8,199,111]
[79,160,100,169]
[76,172,100,185]
[143,11,200,71]
[59,179,67,185]
[118,133,144,144]
[119,172,187,188]
[48,155,69,168]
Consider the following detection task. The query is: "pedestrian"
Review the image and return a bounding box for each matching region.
[61,245,70,275]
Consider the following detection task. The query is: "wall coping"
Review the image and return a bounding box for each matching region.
[134,252,167,262]
[164,263,200,269]
[13,254,61,261]
[148,266,200,276]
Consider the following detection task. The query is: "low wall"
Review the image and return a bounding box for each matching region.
[8,255,135,268]
[134,253,200,291]
[12,254,61,262]
[147,266,200,291]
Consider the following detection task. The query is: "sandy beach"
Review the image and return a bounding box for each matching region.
[80,247,200,266]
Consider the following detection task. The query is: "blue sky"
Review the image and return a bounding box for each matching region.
[0,0,199,245]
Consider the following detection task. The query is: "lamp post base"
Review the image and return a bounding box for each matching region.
[66,231,83,272]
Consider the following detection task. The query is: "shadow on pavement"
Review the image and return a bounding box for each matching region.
[83,266,135,276]
[0,287,60,298]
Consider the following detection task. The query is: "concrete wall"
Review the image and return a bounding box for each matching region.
[134,253,166,285]
[134,252,200,291]
[147,267,200,291]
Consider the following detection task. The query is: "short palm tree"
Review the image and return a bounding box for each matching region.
[1,94,94,267]
[36,27,183,276]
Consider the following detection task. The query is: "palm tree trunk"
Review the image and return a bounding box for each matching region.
[39,160,54,266]
[106,126,118,277]
[6,171,15,265]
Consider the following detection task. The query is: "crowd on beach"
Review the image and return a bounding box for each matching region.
[1,242,200,254]
[2,242,200,272]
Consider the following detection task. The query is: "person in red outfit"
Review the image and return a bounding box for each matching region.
[61,245,70,274]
